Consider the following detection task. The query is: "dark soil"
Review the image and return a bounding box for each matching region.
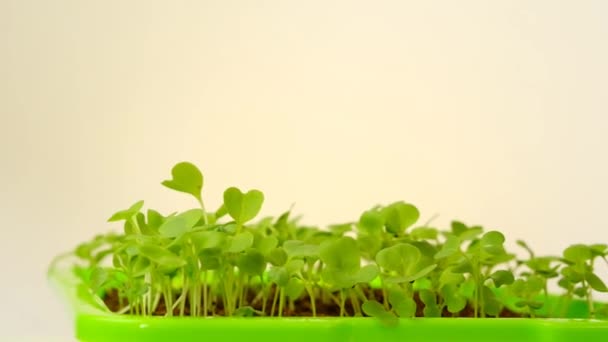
[104,287,523,318]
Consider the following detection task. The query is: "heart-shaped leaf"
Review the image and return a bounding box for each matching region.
[161,162,204,201]
[382,202,420,235]
[223,187,264,224]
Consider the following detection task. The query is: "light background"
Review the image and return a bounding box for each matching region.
[1,0,607,338]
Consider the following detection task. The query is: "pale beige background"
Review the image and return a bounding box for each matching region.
[1,0,607,338]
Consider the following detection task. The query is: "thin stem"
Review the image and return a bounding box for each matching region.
[203,271,208,317]
[278,288,285,317]
[197,198,209,225]
[354,285,368,302]
[261,277,268,315]
[304,283,317,317]
[151,291,161,314]
[584,280,595,318]
[381,279,389,310]
[271,285,280,317]
[340,290,346,317]
[237,275,246,308]
[350,288,362,316]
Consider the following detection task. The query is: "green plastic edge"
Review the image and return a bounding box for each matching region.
[49,254,608,342]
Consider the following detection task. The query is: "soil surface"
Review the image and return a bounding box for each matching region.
[104,287,522,318]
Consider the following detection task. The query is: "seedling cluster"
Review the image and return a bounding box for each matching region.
[72,162,608,320]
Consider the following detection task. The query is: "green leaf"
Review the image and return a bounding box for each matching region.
[355,264,380,283]
[526,257,559,278]
[285,259,305,274]
[585,271,608,292]
[419,289,435,306]
[234,306,256,317]
[191,231,226,250]
[561,266,584,283]
[388,289,416,318]
[227,231,254,253]
[564,244,592,263]
[268,266,289,287]
[138,244,185,268]
[358,210,384,235]
[408,264,437,281]
[268,247,288,266]
[441,284,467,313]
[481,285,501,316]
[434,235,460,259]
[283,240,319,258]
[516,300,543,310]
[451,221,468,235]
[573,286,587,298]
[158,209,203,238]
[147,209,165,230]
[362,300,398,325]
[527,275,546,293]
[256,236,278,255]
[440,268,465,286]
[382,202,420,235]
[410,227,438,240]
[590,244,607,257]
[328,223,353,236]
[319,237,361,274]
[285,278,305,299]
[108,200,144,222]
[451,258,472,274]
[357,235,382,257]
[161,162,204,201]
[223,187,265,224]
[132,256,151,277]
[480,231,505,255]
[89,267,108,291]
[489,270,515,288]
[458,226,483,241]
[237,249,266,276]
[376,243,420,273]
[199,248,222,270]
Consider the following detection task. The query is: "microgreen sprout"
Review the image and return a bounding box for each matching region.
[67,162,608,320]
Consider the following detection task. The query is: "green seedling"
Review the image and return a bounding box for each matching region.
[68,161,608,321]
[319,237,379,316]
[558,244,608,317]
